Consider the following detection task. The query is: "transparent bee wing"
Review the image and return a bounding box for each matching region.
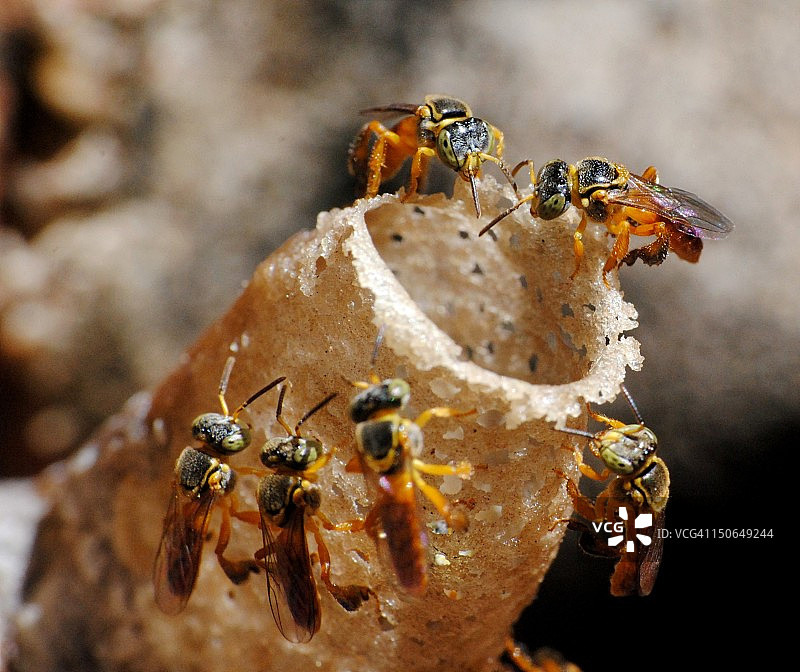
[608,174,733,239]
[362,463,428,595]
[153,486,218,614]
[260,505,321,643]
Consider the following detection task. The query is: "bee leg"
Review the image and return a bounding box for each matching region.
[344,454,364,473]
[299,449,332,475]
[553,469,598,521]
[235,465,262,477]
[570,214,589,279]
[313,507,365,533]
[413,405,476,429]
[621,223,671,267]
[348,122,380,194]
[363,503,382,539]
[576,460,611,483]
[566,439,611,483]
[511,158,534,181]
[601,222,630,286]
[215,498,260,584]
[493,127,505,158]
[503,636,580,672]
[228,490,263,526]
[349,120,413,198]
[667,227,703,263]
[410,464,468,531]
[640,165,659,183]
[503,636,539,672]
[586,405,627,430]
[404,146,436,202]
[413,457,473,480]
[307,517,373,612]
[596,489,629,526]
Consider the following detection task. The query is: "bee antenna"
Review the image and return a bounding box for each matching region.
[274,383,294,436]
[498,159,520,197]
[217,356,237,416]
[620,384,644,424]
[371,324,386,368]
[219,357,236,396]
[478,197,527,237]
[295,393,338,434]
[556,426,596,440]
[232,376,286,422]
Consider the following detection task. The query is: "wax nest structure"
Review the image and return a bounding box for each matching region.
[10,177,641,672]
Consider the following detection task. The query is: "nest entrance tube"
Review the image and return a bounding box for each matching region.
[11,178,641,672]
[364,193,588,387]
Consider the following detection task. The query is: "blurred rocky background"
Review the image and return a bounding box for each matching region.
[0,1,792,669]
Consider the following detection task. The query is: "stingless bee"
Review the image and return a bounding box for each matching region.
[479,157,732,282]
[256,384,373,642]
[348,94,518,218]
[153,357,284,614]
[348,374,474,595]
[557,386,668,596]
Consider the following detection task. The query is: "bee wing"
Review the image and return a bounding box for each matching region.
[363,466,428,595]
[609,509,665,597]
[359,103,418,118]
[259,506,321,643]
[607,174,733,239]
[635,509,665,596]
[153,486,218,614]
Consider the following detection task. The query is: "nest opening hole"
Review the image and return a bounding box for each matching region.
[364,199,592,385]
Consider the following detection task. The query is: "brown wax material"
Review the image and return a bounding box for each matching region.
[9,178,641,671]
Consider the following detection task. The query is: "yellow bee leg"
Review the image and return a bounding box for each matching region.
[351,120,405,197]
[494,128,505,158]
[308,516,373,611]
[404,146,436,201]
[313,508,365,533]
[640,165,659,183]
[570,214,588,279]
[413,406,475,429]
[510,159,534,181]
[215,498,259,583]
[413,458,473,480]
[587,405,626,429]
[300,449,332,475]
[554,469,598,521]
[411,468,465,530]
[602,223,630,285]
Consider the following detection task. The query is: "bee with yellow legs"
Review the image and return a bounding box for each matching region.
[348,94,518,218]
[479,157,732,283]
[153,357,285,614]
[255,384,374,642]
[347,372,474,595]
[556,386,669,596]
